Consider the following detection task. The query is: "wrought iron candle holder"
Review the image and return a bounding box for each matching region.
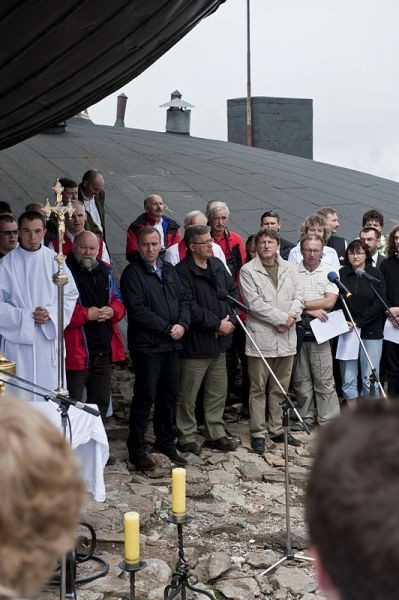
[119,559,147,600]
[164,514,214,600]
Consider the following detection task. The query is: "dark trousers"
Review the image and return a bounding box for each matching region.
[67,352,112,420]
[384,341,399,398]
[128,351,179,459]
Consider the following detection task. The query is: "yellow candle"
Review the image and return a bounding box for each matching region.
[172,467,186,516]
[124,511,140,564]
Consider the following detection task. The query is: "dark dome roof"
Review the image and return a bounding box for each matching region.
[1,118,398,275]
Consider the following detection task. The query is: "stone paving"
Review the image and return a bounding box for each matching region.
[39,366,327,600]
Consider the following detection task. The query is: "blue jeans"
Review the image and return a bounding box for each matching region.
[339,339,383,400]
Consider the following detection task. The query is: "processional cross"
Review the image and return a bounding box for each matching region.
[42,179,75,395]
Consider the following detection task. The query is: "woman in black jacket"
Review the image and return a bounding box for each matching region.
[337,239,386,408]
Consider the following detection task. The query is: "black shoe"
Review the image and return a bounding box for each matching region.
[290,421,313,432]
[106,455,117,466]
[130,453,156,471]
[271,433,301,447]
[204,436,238,452]
[176,441,202,456]
[251,437,265,455]
[153,445,187,466]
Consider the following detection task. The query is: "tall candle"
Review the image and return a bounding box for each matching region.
[124,511,140,564]
[172,467,186,516]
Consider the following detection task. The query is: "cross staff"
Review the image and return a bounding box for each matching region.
[42,179,75,395]
[42,179,75,269]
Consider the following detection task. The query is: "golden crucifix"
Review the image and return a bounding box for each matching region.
[42,179,75,395]
[42,179,75,269]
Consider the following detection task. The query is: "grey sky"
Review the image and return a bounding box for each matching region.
[90,0,399,181]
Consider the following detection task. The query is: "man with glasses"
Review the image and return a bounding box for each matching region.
[291,235,340,430]
[0,215,18,258]
[175,224,238,454]
[359,226,385,268]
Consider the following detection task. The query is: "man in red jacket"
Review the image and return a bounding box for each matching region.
[126,194,181,261]
[208,201,246,281]
[65,231,125,421]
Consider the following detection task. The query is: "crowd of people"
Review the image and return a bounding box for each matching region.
[0,170,398,470]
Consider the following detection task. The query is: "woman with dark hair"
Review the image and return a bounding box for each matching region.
[245,234,256,263]
[337,239,386,408]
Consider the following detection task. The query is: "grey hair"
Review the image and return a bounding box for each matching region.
[208,201,230,219]
[184,210,206,228]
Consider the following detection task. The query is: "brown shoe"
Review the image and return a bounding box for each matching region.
[205,436,238,452]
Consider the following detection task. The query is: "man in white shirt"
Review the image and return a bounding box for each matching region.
[291,235,340,430]
[78,169,106,237]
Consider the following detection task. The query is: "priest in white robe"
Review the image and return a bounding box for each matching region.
[0,211,78,396]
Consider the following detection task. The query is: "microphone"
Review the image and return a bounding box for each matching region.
[327,272,352,298]
[355,268,381,283]
[216,289,250,314]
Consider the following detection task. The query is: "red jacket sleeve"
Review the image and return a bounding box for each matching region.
[126,228,139,261]
[110,294,126,323]
[68,303,89,328]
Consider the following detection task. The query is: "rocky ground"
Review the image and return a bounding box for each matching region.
[40,364,327,600]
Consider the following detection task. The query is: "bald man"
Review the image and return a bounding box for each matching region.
[126,194,181,261]
[65,231,125,420]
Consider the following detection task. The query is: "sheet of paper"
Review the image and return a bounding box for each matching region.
[309,309,350,344]
[336,327,361,360]
[383,319,399,344]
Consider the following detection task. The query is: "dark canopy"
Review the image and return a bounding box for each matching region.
[0,0,225,150]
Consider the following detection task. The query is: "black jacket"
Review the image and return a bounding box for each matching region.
[381,257,399,306]
[120,256,190,354]
[337,264,386,339]
[176,255,238,358]
[279,237,295,261]
[327,235,346,265]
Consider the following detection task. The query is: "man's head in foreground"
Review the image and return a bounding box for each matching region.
[0,395,84,599]
[306,402,399,600]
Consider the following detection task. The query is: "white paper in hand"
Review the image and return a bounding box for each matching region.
[336,327,361,360]
[383,319,399,344]
[310,309,350,344]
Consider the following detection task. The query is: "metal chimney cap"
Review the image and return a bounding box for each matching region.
[171,89,182,98]
[160,98,194,109]
[117,92,128,98]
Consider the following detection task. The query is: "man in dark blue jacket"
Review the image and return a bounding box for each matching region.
[175,224,238,455]
[121,226,190,470]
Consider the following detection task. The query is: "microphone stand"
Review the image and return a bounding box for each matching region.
[226,302,314,573]
[0,371,108,596]
[339,293,386,400]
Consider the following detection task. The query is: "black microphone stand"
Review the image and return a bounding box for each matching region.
[338,292,387,400]
[225,301,314,573]
[0,371,109,597]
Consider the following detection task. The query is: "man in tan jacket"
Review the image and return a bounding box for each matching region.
[240,229,304,453]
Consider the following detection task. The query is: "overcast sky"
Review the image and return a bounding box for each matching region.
[90,0,399,182]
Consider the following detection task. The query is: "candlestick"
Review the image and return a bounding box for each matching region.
[124,511,140,564]
[172,467,186,517]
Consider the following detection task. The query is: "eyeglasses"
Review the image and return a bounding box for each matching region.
[0,230,18,236]
[348,251,366,256]
[192,239,214,246]
[302,249,322,254]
